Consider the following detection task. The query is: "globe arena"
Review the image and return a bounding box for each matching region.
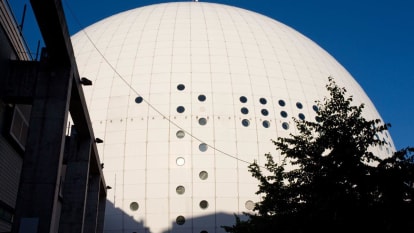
[71,2,395,233]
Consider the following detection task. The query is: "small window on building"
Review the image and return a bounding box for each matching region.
[278,100,286,107]
[199,200,209,209]
[176,130,185,139]
[298,113,305,120]
[199,143,208,152]
[176,157,185,166]
[198,94,206,102]
[296,102,303,109]
[9,104,31,150]
[199,171,208,180]
[282,122,289,130]
[241,107,249,114]
[135,96,143,103]
[315,116,322,123]
[199,117,207,125]
[239,96,247,103]
[177,106,185,113]
[242,119,250,127]
[176,216,186,225]
[130,202,139,211]
[177,84,185,91]
[245,200,255,210]
[259,98,267,105]
[261,109,269,116]
[312,105,319,112]
[263,120,270,128]
[176,185,185,195]
[280,111,288,118]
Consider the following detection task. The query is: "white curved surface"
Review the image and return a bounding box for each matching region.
[71,2,394,233]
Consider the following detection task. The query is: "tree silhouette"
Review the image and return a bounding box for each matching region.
[223,77,414,233]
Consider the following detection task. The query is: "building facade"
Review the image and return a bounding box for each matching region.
[0,0,107,232]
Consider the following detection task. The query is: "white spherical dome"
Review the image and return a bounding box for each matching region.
[71,2,394,233]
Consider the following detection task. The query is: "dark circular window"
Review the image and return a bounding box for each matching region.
[239,96,248,103]
[130,202,139,211]
[298,113,305,120]
[278,100,286,107]
[263,120,270,128]
[199,171,208,180]
[176,185,185,195]
[177,84,185,91]
[315,116,322,123]
[241,107,249,114]
[312,105,319,112]
[198,94,206,102]
[259,98,267,105]
[261,109,269,116]
[199,117,207,125]
[199,143,208,152]
[199,200,209,209]
[177,106,185,113]
[280,111,288,118]
[242,119,250,127]
[135,96,143,104]
[176,216,185,225]
[282,122,289,130]
[296,102,303,109]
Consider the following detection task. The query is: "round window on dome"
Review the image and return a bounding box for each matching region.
[241,107,249,114]
[198,94,206,102]
[176,157,185,166]
[176,130,185,139]
[199,117,207,125]
[130,202,139,211]
[259,98,267,105]
[239,96,248,103]
[298,113,305,120]
[177,84,185,91]
[176,216,185,225]
[261,109,269,116]
[315,116,322,123]
[245,200,255,210]
[135,96,143,104]
[199,200,209,209]
[263,120,270,128]
[177,106,185,113]
[280,111,288,118]
[242,119,250,127]
[282,122,289,130]
[312,105,319,112]
[296,102,303,109]
[199,143,208,152]
[176,185,185,195]
[278,100,286,107]
[199,171,208,180]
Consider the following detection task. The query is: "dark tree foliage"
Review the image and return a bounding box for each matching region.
[223,77,414,233]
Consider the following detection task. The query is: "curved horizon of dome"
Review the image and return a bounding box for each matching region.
[71,2,395,233]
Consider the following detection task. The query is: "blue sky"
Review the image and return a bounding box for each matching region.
[10,0,414,150]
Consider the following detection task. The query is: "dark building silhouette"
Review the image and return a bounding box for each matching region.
[0,0,107,232]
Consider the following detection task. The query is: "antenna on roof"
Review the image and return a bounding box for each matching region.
[19,4,27,32]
